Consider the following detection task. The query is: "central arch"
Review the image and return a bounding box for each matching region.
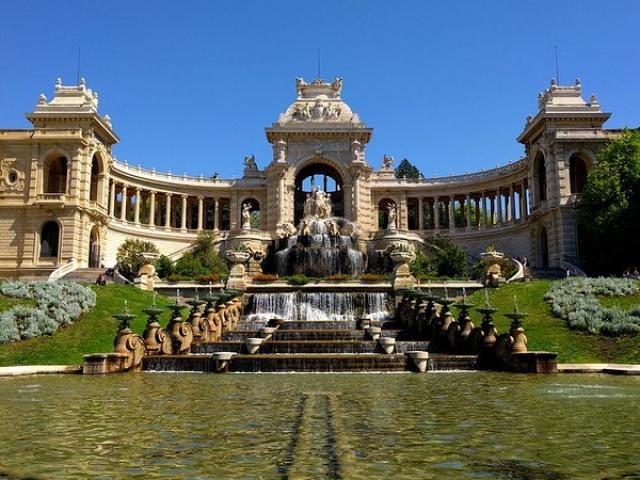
[294,163,344,224]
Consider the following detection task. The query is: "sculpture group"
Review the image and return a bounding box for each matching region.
[303,188,333,219]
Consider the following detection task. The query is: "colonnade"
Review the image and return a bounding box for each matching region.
[380,181,529,232]
[108,181,231,231]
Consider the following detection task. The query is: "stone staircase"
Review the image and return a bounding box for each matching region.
[62,268,110,283]
[144,318,478,373]
[527,267,566,280]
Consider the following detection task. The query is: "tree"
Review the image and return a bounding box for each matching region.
[577,130,640,273]
[116,239,159,280]
[394,159,423,179]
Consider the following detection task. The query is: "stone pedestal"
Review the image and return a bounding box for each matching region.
[390,250,416,291]
[225,250,251,290]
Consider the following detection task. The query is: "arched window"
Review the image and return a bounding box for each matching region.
[378,198,396,229]
[44,156,68,194]
[569,155,588,194]
[89,155,100,202]
[533,152,547,203]
[40,221,60,258]
[241,198,261,229]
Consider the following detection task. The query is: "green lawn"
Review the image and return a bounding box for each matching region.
[1,281,639,366]
[0,284,177,367]
[467,281,640,364]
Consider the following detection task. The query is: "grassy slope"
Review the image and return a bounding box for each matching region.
[0,281,639,366]
[0,285,176,367]
[467,281,640,364]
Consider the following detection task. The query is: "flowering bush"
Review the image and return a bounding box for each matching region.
[0,281,96,343]
[544,277,640,336]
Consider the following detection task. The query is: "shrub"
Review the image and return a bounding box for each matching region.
[166,273,189,283]
[0,281,96,343]
[196,273,222,284]
[116,239,159,281]
[410,251,436,279]
[411,236,468,279]
[253,273,278,282]
[192,233,229,276]
[173,253,206,277]
[545,277,640,336]
[155,255,174,279]
[287,274,310,286]
[326,273,351,282]
[359,273,386,282]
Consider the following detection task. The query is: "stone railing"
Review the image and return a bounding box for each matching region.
[47,257,77,283]
[82,290,244,374]
[395,289,557,373]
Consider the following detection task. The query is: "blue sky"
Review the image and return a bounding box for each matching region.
[2,1,639,178]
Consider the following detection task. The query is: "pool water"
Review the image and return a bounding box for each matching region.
[0,372,639,479]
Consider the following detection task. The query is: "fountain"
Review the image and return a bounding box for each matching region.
[275,188,364,277]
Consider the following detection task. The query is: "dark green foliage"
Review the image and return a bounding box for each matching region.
[192,233,229,276]
[413,235,468,279]
[116,239,159,281]
[173,253,206,277]
[577,130,640,273]
[287,274,310,285]
[394,159,423,179]
[155,255,174,279]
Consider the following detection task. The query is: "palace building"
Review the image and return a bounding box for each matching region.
[0,76,619,278]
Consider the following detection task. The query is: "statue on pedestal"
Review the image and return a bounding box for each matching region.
[241,202,252,230]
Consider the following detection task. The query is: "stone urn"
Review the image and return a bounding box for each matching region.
[390,248,416,290]
[244,337,264,354]
[225,250,251,290]
[365,326,382,340]
[212,351,236,373]
[258,327,277,340]
[136,252,161,291]
[377,337,396,354]
[405,351,430,372]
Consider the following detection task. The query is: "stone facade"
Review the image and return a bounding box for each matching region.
[0,76,621,277]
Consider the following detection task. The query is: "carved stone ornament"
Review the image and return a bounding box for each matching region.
[0,158,25,193]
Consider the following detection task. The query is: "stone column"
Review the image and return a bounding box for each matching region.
[181,195,188,231]
[214,198,220,231]
[490,194,496,226]
[197,196,204,231]
[481,191,486,229]
[497,188,503,224]
[134,188,141,224]
[508,185,514,222]
[434,196,440,231]
[448,196,455,231]
[474,198,481,227]
[165,193,172,230]
[149,191,156,227]
[418,197,424,230]
[120,184,127,221]
[520,183,528,219]
[465,193,471,230]
[109,181,116,217]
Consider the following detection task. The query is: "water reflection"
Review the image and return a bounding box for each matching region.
[0,373,639,479]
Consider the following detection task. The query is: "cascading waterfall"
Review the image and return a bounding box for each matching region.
[246,292,389,323]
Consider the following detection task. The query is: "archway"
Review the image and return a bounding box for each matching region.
[378,198,396,229]
[44,156,68,194]
[533,152,547,203]
[40,221,60,258]
[539,227,549,268]
[294,163,343,224]
[89,155,101,202]
[241,198,261,229]
[569,154,588,194]
[88,226,101,268]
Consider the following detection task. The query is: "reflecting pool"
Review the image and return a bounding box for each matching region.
[0,372,639,479]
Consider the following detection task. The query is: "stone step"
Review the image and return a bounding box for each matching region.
[62,268,111,283]
[143,353,479,373]
[192,340,431,355]
[220,329,404,341]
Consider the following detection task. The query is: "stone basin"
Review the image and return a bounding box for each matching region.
[377,337,397,354]
[365,326,382,340]
[212,352,237,362]
[405,350,430,372]
[244,337,265,354]
[258,327,277,338]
